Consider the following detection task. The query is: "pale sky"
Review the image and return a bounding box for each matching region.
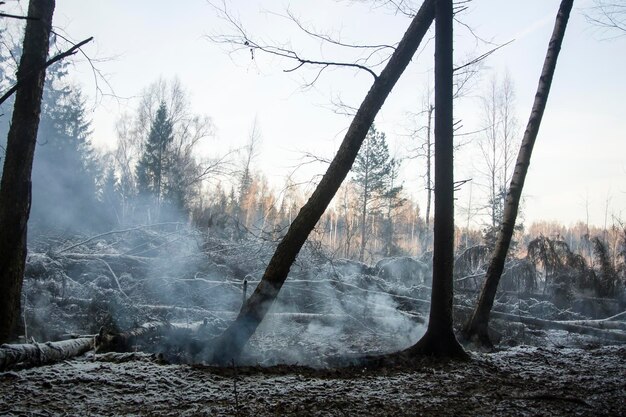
[7,0,626,228]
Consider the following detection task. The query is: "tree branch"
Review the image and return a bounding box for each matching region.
[0,36,93,107]
[207,0,380,81]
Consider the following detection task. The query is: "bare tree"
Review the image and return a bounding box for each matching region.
[477,72,519,233]
[209,0,436,364]
[0,0,55,343]
[585,0,626,35]
[112,78,222,223]
[236,118,262,235]
[463,0,575,347]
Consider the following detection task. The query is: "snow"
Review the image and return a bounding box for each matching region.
[6,229,624,414]
[1,345,624,416]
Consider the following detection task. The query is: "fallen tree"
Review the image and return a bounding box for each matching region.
[0,337,94,370]
[483,310,626,343]
[95,321,174,353]
[555,317,626,332]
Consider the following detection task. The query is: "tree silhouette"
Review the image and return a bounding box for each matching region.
[0,0,55,344]
[352,124,401,261]
[136,101,174,219]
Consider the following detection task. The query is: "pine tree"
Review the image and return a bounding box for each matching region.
[381,158,405,257]
[136,101,174,218]
[99,163,122,228]
[352,124,402,261]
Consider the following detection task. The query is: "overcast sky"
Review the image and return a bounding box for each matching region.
[7,0,625,228]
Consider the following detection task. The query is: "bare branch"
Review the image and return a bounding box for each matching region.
[585,1,626,36]
[0,12,38,21]
[207,0,379,81]
[0,36,93,107]
[453,40,514,73]
[51,30,119,107]
[282,8,397,52]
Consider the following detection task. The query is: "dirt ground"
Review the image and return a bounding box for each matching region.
[1,344,624,416]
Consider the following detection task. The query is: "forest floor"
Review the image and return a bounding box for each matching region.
[3,230,624,415]
[1,343,624,416]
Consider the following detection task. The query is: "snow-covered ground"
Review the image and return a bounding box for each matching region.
[3,229,624,415]
[1,344,624,416]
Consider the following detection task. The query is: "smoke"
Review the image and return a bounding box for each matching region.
[227,255,428,367]
[0,60,428,367]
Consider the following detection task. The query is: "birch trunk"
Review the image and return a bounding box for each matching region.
[0,337,93,370]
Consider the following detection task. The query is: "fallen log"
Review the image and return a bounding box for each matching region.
[555,318,626,331]
[57,252,151,264]
[605,310,626,321]
[54,222,186,254]
[0,337,94,370]
[95,321,172,353]
[487,310,626,343]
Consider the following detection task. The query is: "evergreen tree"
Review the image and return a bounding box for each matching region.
[0,32,20,172]
[381,157,405,257]
[136,101,174,218]
[352,124,403,261]
[30,65,101,232]
[99,163,122,228]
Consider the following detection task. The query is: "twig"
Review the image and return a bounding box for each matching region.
[207,0,379,81]
[96,259,130,300]
[54,222,185,254]
[453,39,513,73]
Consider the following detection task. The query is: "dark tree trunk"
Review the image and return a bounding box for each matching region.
[0,0,55,344]
[210,0,436,364]
[463,0,574,347]
[95,321,173,353]
[404,0,466,359]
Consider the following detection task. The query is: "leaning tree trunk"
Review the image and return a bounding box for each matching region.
[210,0,436,364]
[0,0,55,344]
[463,0,575,347]
[403,0,466,359]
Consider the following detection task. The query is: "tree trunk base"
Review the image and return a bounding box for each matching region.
[461,320,495,351]
[357,329,468,368]
[404,329,469,359]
